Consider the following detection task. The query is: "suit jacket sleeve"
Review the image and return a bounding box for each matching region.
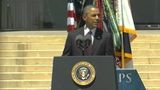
[105,32,115,56]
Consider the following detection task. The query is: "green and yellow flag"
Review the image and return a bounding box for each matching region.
[103,0,137,68]
[115,0,137,68]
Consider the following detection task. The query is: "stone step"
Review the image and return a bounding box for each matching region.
[0,35,66,43]
[0,88,50,90]
[0,33,160,43]
[1,56,160,66]
[146,87,160,90]
[138,71,160,79]
[134,64,160,72]
[0,71,159,80]
[0,43,64,50]
[133,34,160,42]
[0,72,52,80]
[1,42,160,52]
[132,49,160,57]
[143,79,160,87]
[1,42,160,50]
[133,57,160,64]
[0,79,159,89]
[0,80,50,88]
[0,66,52,72]
[0,57,53,65]
[131,42,160,49]
[1,36,160,43]
[0,50,62,57]
[1,49,160,57]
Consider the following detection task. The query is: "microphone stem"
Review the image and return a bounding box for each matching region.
[82,49,85,56]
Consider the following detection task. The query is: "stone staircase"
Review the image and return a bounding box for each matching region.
[0,31,66,90]
[132,30,160,90]
[0,30,160,90]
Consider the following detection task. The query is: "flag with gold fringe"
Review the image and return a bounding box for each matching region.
[114,0,137,68]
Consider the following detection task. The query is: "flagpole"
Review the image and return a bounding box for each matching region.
[120,0,125,68]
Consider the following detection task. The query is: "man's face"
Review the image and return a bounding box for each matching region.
[83,7,100,29]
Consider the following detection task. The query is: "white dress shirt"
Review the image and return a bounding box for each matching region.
[84,25,96,44]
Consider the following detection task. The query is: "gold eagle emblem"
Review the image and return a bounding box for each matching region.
[71,61,96,86]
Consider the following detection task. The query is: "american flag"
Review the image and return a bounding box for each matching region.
[67,0,77,32]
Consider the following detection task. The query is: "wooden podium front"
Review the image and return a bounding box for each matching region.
[51,56,118,90]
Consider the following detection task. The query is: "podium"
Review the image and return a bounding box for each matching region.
[51,56,118,90]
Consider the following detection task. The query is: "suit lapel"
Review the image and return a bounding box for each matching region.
[92,29,103,53]
[78,27,84,36]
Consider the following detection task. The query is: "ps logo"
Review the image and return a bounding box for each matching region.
[119,73,132,83]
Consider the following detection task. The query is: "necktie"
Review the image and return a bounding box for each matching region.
[87,30,92,43]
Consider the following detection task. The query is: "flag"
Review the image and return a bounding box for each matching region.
[115,0,137,68]
[116,0,137,41]
[103,0,122,51]
[95,0,103,30]
[67,0,77,32]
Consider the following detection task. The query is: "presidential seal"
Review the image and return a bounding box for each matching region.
[71,61,96,86]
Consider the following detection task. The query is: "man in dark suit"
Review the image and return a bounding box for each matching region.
[62,5,114,56]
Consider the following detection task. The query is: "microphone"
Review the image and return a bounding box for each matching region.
[75,35,84,50]
[75,34,92,55]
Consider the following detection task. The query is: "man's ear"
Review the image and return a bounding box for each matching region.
[82,16,86,21]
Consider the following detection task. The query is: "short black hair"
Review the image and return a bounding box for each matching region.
[82,5,97,16]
